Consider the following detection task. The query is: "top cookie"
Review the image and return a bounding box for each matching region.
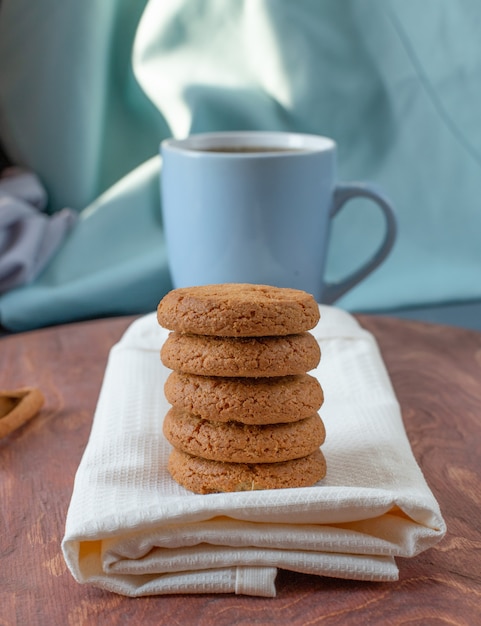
[157,283,320,337]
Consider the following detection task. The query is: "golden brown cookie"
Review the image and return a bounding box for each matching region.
[160,331,320,377]
[157,283,320,337]
[163,407,326,463]
[164,372,324,424]
[0,387,44,439]
[168,448,327,494]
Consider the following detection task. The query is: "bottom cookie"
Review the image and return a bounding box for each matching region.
[168,448,327,494]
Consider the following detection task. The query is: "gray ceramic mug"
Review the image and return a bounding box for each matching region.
[160,131,397,303]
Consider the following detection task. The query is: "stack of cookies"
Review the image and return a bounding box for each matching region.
[157,283,327,494]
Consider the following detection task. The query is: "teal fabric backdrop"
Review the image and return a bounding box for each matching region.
[0,0,480,330]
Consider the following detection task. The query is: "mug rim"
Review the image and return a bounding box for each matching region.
[161,131,336,156]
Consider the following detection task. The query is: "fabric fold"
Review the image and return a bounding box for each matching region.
[0,167,77,294]
[62,306,446,597]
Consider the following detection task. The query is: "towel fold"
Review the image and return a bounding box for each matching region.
[62,306,446,597]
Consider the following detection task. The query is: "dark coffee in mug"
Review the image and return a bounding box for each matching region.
[195,146,307,153]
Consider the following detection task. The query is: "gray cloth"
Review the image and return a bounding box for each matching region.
[0,167,77,294]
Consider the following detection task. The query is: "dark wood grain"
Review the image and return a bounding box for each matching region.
[1,314,480,626]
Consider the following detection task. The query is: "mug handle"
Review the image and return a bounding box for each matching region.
[322,182,397,304]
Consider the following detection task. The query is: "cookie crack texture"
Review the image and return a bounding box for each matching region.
[164,372,324,424]
[157,283,319,337]
[168,448,327,494]
[161,332,320,377]
[163,408,325,464]
[158,284,327,493]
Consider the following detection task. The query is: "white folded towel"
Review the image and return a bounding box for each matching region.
[62,306,446,597]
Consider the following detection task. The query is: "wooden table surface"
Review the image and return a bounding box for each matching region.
[1,314,480,625]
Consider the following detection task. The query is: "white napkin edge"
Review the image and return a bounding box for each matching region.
[61,306,446,596]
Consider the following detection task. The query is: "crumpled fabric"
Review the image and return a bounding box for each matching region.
[0,0,480,330]
[0,167,77,294]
